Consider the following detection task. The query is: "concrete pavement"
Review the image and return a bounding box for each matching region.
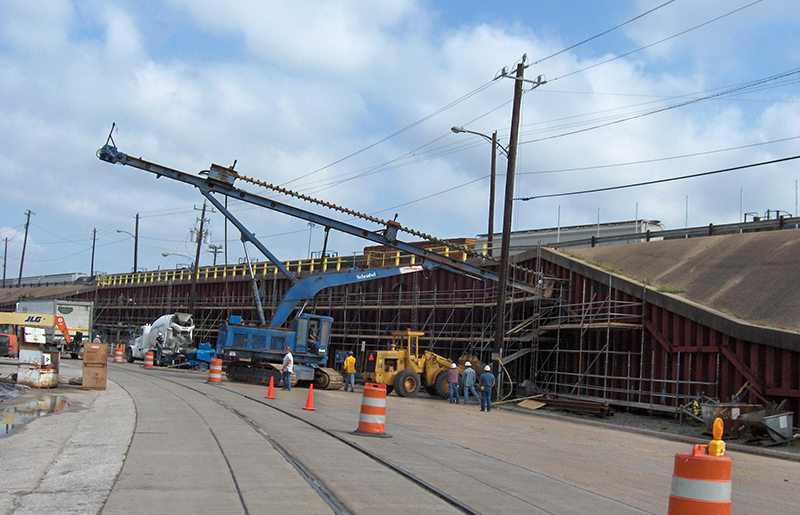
[2,356,799,514]
[0,358,134,515]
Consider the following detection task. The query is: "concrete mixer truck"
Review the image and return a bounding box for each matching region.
[125,313,194,365]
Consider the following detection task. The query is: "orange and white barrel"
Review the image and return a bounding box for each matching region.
[207,358,222,383]
[113,345,124,363]
[143,350,154,368]
[351,382,391,438]
[668,443,732,514]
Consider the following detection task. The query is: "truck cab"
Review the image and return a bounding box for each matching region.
[0,324,19,357]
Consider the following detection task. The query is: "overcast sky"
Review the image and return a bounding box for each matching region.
[2,0,799,279]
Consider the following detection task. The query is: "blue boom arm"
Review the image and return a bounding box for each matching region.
[270,263,434,328]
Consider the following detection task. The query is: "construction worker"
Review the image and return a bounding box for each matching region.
[281,345,293,390]
[343,351,356,392]
[155,332,164,366]
[462,361,479,405]
[479,365,496,412]
[448,363,460,403]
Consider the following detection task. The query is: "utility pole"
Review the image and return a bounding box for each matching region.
[3,237,7,286]
[493,60,526,359]
[224,197,228,266]
[17,210,33,286]
[134,213,139,273]
[208,244,223,266]
[190,201,207,313]
[90,228,96,277]
[492,57,546,402]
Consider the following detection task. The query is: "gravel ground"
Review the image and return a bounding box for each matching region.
[505,402,800,459]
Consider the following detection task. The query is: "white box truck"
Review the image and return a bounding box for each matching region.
[16,299,94,358]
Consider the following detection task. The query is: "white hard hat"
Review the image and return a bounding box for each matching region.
[484,365,491,371]
[464,361,471,367]
[450,363,457,369]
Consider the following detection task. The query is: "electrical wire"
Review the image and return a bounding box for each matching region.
[551,0,765,82]
[518,67,800,146]
[279,80,498,188]
[517,135,800,176]
[515,154,800,201]
[530,0,677,66]
[278,0,681,191]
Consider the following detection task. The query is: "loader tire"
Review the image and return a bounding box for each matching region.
[394,369,420,398]
[434,370,451,399]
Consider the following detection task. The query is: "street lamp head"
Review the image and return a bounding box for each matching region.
[452,126,510,157]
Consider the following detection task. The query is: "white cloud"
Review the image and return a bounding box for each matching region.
[0,0,799,277]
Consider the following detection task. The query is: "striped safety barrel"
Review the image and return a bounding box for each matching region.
[207,358,223,383]
[113,345,124,363]
[668,443,732,515]
[351,382,391,438]
[143,350,154,369]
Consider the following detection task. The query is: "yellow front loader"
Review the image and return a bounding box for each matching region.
[363,330,467,398]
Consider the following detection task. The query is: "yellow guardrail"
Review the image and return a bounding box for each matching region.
[96,247,470,287]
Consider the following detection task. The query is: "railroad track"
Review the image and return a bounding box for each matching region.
[111,366,485,515]
[109,365,657,515]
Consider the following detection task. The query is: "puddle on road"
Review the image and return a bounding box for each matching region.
[1,393,71,437]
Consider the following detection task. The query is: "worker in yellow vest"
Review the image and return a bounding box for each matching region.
[343,351,356,392]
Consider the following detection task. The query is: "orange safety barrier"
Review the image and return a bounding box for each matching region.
[143,350,154,369]
[265,376,276,399]
[113,345,123,363]
[303,384,317,411]
[668,418,731,515]
[207,358,222,383]
[351,382,391,438]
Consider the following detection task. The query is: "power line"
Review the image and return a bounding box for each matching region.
[515,154,800,201]
[518,135,800,176]
[552,0,765,83]
[279,0,680,192]
[530,0,677,66]
[279,80,498,188]
[517,67,800,146]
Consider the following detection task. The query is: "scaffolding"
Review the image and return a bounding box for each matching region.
[85,249,721,416]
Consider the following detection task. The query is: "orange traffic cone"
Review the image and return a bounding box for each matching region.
[265,376,276,399]
[303,384,317,411]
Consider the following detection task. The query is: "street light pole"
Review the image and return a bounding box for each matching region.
[451,127,508,258]
[117,214,139,273]
[162,252,194,269]
[307,222,316,259]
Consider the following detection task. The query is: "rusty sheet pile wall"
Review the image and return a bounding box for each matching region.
[62,248,800,422]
